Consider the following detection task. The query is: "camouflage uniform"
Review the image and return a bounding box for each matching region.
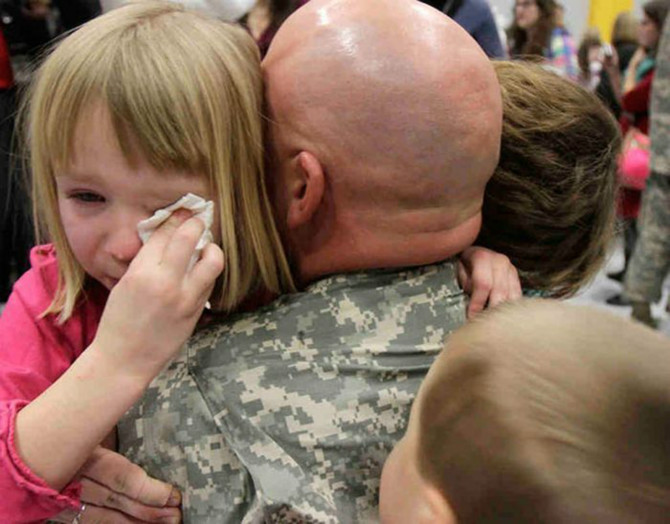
[624,17,670,303]
[119,260,465,523]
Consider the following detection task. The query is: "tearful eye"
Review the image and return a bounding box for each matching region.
[70,192,105,203]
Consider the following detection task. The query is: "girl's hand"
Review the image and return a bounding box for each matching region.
[458,247,522,319]
[52,447,181,523]
[92,211,224,381]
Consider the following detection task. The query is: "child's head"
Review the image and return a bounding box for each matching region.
[577,28,603,78]
[477,61,620,297]
[380,300,670,523]
[25,1,294,320]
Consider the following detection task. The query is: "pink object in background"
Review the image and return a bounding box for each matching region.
[619,130,650,191]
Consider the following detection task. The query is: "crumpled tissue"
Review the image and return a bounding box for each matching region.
[137,193,214,270]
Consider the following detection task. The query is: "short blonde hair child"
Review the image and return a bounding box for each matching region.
[23,1,294,320]
[418,300,670,522]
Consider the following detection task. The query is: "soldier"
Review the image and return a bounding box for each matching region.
[119,1,502,521]
[624,16,670,328]
[118,1,620,522]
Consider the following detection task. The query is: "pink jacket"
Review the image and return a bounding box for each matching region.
[0,245,106,522]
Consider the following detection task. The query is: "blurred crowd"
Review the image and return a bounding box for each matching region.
[3,0,669,327]
[571,0,670,327]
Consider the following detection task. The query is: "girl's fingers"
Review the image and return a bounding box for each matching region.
[187,243,225,298]
[488,261,510,308]
[467,267,492,319]
[132,210,192,268]
[80,477,181,523]
[78,503,152,523]
[50,506,142,524]
[161,217,206,277]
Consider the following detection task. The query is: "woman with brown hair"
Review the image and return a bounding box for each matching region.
[507,0,578,80]
[597,11,640,120]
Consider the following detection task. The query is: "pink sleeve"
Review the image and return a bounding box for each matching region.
[0,401,81,520]
[0,245,104,520]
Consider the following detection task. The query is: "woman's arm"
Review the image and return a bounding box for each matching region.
[623,47,647,95]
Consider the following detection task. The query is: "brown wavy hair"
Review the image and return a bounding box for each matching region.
[508,0,557,58]
[477,61,621,297]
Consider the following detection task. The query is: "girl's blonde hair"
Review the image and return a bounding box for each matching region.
[23,1,294,321]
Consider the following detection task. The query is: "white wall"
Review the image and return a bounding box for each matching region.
[488,0,644,43]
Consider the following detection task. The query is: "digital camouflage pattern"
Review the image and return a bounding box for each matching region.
[119,260,465,523]
[624,17,670,303]
[650,17,670,177]
[624,173,670,302]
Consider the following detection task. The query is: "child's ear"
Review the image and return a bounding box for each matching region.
[286,151,325,230]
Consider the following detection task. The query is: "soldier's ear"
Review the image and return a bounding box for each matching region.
[287,151,325,230]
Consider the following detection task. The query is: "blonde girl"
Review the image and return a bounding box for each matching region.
[0,2,293,520]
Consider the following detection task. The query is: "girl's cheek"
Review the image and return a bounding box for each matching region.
[59,205,100,259]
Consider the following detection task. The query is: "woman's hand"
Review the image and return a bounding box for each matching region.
[52,447,181,523]
[601,45,619,74]
[629,46,647,72]
[458,247,522,319]
[92,211,224,381]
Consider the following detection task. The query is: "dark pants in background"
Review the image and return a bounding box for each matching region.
[0,87,32,301]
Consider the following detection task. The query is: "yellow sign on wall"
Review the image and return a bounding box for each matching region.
[588,0,635,42]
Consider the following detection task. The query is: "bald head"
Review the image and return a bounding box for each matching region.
[264,0,502,281]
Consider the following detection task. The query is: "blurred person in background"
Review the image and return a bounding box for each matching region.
[507,0,578,80]
[577,28,603,91]
[553,0,564,27]
[52,0,100,31]
[0,25,26,303]
[602,0,669,306]
[420,0,505,58]
[597,11,640,119]
[245,0,309,57]
[624,14,670,328]
[3,0,52,57]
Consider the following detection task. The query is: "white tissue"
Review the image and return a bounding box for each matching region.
[137,193,214,270]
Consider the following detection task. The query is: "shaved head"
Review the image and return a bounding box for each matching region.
[263,0,502,280]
